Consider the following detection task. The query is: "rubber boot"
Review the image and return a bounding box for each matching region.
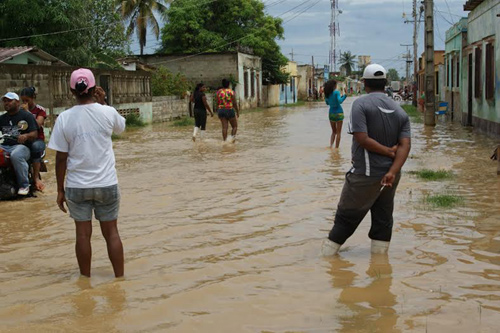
[200,130,205,140]
[321,239,341,256]
[371,240,390,254]
[192,127,199,142]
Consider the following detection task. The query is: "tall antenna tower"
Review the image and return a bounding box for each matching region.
[329,0,340,72]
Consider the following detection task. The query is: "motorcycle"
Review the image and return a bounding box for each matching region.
[0,131,46,200]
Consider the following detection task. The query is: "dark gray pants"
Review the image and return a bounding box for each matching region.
[328,172,401,245]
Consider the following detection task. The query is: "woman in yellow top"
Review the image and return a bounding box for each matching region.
[216,79,239,142]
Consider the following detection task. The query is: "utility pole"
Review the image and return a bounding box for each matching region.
[424,0,436,126]
[290,49,294,61]
[312,56,315,95]
[401,44,412,86]
[412,0,418,106]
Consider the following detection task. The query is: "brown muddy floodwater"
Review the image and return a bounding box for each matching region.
[2,98,500,332]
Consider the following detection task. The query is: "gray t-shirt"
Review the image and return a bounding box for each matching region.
[348,92,411,177]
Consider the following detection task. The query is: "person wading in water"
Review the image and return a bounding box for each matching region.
[324,80,347,148]
[49,68,126,278]
[322,64,411,256]
[190,83,214,142]
[216,79,239,142]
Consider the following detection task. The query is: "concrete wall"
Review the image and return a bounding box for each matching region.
[152,96,189,122]
[297,65,313,100]
[262,85,280,108]
[141,53,238,89]
[465,0,499,135]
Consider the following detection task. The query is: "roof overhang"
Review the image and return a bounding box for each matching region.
[464,0,485,11]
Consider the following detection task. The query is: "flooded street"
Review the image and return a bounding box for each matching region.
[2,98,500,332]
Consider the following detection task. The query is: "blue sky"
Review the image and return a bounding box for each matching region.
[133,0,468,78]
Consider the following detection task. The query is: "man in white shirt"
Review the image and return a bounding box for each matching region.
[48,68,126,278]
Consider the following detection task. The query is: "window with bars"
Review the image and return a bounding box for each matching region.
[244,71,249,98]
[485,43,495,100]
[451,60,454,88]
[251,71,255,98]
[447,62,450,87]
[475,47,482,98]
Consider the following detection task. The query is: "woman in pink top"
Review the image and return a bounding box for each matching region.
[216,79,239,142]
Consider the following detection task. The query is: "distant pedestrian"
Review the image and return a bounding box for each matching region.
[48,68,126,278]
[20,86,46,191]
[190,83,214,141]
[216,79,239,142]
[322,64,411,256]
[324,79,347,148]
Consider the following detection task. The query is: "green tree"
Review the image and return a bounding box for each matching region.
[159,0,289,84]
[151,66,192,97]
[387,68,400,82]
[339,51,356,76]
[0,0,127,67]
[116,0,169,55]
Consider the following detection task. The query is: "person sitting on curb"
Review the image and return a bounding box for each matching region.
[0,92,39,195]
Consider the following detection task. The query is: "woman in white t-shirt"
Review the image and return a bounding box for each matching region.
[48,68,126,278]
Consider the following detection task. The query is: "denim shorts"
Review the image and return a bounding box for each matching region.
[218,109,236,119]
[65,185,120,222]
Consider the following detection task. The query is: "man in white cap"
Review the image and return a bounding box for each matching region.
[0,92,39,195]
[48,68,126,278]
[322,64,411,255]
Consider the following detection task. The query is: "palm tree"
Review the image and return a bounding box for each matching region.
[116,0,169,55]
[339,51,356,76]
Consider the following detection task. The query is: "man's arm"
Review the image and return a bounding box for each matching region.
[18,130,38,144]
[382,137,411,186]
[353,132,397,158]
[55,151,68,213]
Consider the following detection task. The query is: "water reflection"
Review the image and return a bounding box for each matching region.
[329,254,399,333]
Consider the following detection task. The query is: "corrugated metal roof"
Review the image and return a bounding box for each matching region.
[0,46,68,65]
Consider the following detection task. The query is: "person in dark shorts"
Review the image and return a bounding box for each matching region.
[322,64,411,256]
[190,83,213,141]
[48,68,126,278]
[216,79,239,142]
[20,86,47,191]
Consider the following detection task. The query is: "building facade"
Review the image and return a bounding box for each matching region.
[417,51,445,102]
[444,18,468,122]
[280,61,298,105]
[140,52,262,110]
[462,0,499,134]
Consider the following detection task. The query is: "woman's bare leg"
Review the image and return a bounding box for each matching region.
[335,121,343,148]
[329,121,336,148]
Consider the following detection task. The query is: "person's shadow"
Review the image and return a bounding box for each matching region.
[328,254,400,333]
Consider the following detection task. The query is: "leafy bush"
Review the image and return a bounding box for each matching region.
[151,66,192,97]
[126,113,146,127]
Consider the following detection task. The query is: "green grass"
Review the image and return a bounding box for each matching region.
[126,113,146,127]
[171,116,195,127]
[409,169,454,181]
[111,133,122,141]
[425,194,463,208]
[401,104,422,123]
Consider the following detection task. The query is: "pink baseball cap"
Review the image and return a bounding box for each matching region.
[70,68,96,94]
